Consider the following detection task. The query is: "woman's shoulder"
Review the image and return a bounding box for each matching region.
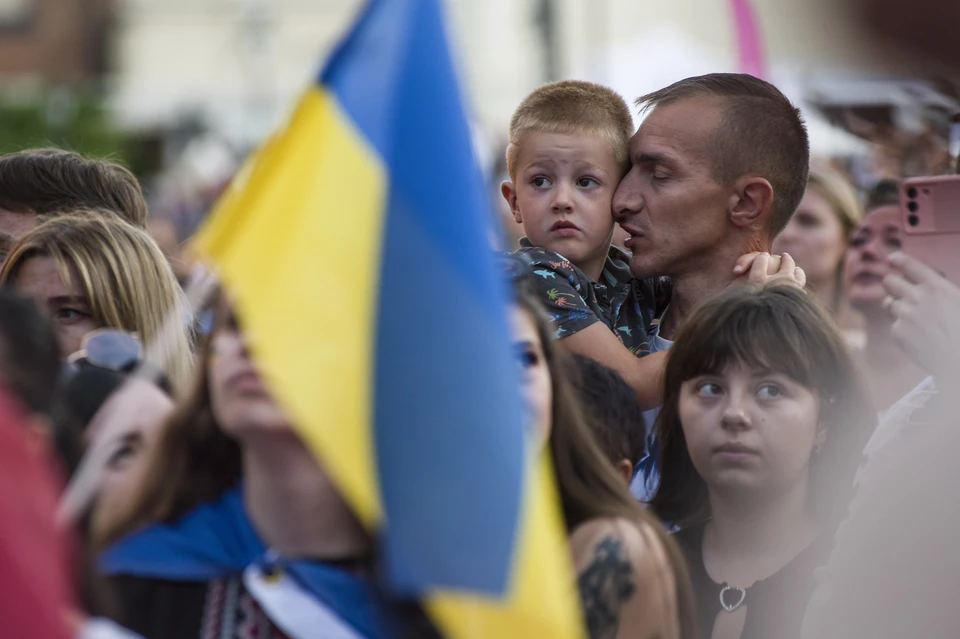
[571,517,671,576]
[570,517,680,639]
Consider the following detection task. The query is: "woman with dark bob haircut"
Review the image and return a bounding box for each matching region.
[650,284,876,639]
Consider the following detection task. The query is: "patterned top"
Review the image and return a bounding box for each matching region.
[513,238,666,356]
[110,574,290,639]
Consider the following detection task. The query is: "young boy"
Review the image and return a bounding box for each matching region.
[501,80,668,409]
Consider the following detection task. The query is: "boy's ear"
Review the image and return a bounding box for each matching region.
[501,180,522,224]
[615,459,634,486]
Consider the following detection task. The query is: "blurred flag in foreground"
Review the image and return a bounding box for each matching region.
[193,0,583,637]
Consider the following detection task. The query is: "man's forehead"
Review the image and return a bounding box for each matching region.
[0,208,37,242]
[633,97,724,154]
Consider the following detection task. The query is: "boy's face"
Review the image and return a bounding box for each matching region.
[502,131,622,278]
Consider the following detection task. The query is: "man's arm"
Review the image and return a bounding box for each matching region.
[561,323,667,410]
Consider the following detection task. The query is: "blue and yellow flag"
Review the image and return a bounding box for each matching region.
[194,0,583,637]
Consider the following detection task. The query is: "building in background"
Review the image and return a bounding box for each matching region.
[0,0,952,230]
[0,0,113,82]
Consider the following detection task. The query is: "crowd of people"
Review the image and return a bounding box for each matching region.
[0,70,958,639]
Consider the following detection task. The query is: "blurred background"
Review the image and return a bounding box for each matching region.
[0,0,955,245]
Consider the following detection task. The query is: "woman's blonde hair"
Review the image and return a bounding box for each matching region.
[0,211,193,393]
[807,165,863,237]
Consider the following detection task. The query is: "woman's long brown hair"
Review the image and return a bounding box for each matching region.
[650,284,877,531]
[514,287,696,639]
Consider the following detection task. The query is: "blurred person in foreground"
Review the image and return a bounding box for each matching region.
[0,384,76,639]
[802,252,960,638]
[0,149,148,260]
[0,290,142,637]
[772,165,864,340]
[98,295,440,639]
[52,329,175,548]
[651,284,876,639]
[843,181,927,411]
[0,213,194,393]
[510,276,694,639]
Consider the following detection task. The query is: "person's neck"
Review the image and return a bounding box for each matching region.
[659,235,767,340]
[862,313,927,410]
[704,479,819,586]
[243,434,370,559]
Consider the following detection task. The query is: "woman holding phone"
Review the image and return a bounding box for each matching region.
[843,181,927,410]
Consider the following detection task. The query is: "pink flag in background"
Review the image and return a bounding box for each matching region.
[730,0,767,79]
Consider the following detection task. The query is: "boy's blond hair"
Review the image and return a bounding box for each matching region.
[506,80,634,179]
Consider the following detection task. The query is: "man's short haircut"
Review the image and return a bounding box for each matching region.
[569,354,647,468]
[636,73,810,236]
[0,288,60,415]
[506,80,634,179]
[0,149,148,228]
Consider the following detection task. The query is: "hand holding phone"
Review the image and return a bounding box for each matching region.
[898,176,960,285]
[883,252,960,385]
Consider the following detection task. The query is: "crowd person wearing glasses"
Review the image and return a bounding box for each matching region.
[649,285,875,639]
[772,166,864,339]
[843,181,927,410]
[97,295,441,639]
[0,213,193,394]
[0,149,148,261]
[508,271,694,639]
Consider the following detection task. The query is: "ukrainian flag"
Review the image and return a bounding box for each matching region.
[193,0,584,637]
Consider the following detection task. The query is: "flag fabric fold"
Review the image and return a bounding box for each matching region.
[193,0,583,637]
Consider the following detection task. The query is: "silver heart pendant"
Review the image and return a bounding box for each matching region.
[720,584,746,612]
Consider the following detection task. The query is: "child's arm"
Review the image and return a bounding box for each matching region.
[561,322,666,410]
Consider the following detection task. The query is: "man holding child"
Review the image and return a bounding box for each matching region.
[502,73,811,499]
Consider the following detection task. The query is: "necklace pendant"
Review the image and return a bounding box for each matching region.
[720,584,746,612]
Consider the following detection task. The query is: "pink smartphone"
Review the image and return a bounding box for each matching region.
[898,175,960,285]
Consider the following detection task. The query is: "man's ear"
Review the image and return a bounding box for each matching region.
[501,181,522,225]
[615,459,634,486]
[729,176,774,230]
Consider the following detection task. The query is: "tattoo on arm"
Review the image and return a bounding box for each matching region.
[578,536,637,639]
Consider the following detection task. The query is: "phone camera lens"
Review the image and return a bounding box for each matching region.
[908,214,920,227]
[907,201,919,213]
[907,187,918,199]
